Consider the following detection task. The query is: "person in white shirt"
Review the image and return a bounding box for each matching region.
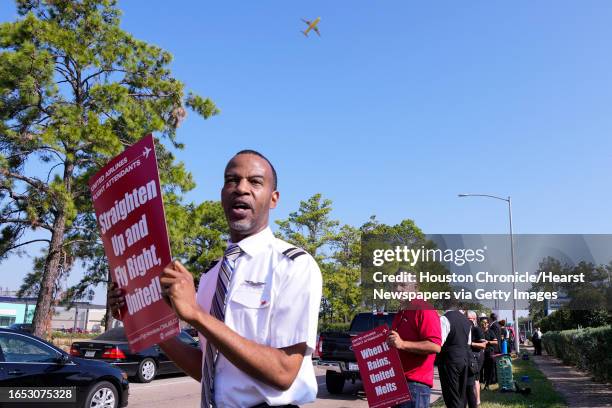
[110,150,322,408]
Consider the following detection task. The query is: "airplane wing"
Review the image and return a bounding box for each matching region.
[314,26,321,36]
[301,18,311,25]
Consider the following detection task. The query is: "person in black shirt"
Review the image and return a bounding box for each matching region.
[488,313,502,354]
[532,327,543,355]
[480,318,499,389]
[438,310,472,408]
[467,311,486,408]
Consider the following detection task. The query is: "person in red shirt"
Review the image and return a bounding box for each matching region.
[386,282,442,408]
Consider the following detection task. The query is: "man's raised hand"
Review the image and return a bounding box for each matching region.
[108,282,126,321]
[160,260,201,323]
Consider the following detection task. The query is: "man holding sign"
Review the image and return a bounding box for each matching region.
[386,282,442,408]
[110,150,322,408]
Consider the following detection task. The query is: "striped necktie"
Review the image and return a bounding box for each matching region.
[202,244,243,408]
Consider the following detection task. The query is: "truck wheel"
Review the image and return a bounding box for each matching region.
[325,371,345,394]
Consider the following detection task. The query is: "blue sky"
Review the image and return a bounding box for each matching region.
[1,1,612,306]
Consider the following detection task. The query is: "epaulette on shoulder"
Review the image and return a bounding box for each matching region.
[282,247,308,261]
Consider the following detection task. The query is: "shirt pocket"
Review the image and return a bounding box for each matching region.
[231,283,270,308]
[229,282,271,343]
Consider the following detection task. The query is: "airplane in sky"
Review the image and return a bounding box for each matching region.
[301,17,321,37]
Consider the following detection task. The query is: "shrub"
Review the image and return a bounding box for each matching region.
[49,331,98,339]
[542,325,612,382]
[318,321,351,333]
[537,309,611,332]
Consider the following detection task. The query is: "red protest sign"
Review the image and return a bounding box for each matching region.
[351,325,411,408]
[89,134,180,352]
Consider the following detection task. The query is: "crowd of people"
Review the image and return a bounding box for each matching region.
[387,305,518,408]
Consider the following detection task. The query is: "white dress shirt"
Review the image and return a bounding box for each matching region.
[196,227,322,408]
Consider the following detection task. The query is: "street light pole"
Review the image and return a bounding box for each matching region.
[507,196,519,354]
[458,193,520,353]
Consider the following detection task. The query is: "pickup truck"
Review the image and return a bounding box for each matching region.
[318,311,396,394]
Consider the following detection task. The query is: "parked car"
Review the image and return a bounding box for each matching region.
[318,311,396,394]
[0,328,129,408]
[7,323,33,334]
[312,334,321,361]
[70,327,199,383]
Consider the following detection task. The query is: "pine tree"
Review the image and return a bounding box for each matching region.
[0,0,218,337]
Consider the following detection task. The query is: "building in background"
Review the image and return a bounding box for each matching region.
[52,302,106,332]
[0,289,105,332]
[0,291,36,326]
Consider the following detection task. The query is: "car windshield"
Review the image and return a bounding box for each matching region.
[0,333,59,363]
[94,327,127,341]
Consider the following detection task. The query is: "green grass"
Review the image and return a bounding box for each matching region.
[432,357,566,408]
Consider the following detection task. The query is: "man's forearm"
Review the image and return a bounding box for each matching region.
[401,340,441,354]
[188,307,304,391]
[159,336,203,381]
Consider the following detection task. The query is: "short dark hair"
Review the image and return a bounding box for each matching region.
[490,313,498,321]
[232,149,278,190]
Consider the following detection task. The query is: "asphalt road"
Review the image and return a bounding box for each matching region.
[128,366,442,407]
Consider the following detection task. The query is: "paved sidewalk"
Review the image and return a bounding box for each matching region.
[529,348,612,407]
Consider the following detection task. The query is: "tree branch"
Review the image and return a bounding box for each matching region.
[81,68,126,86]
[1,170,48,191]
[39,146,65,163]
[0,186,28,201]
[128,92,175,98]
[45,162,64,183]
[0,218,53,232]
[63,239,97,247]
[2,145,63,164]
[67,226,98,234]
[1,239,51,256]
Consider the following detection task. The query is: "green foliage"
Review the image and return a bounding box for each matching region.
[529,257,568,322]
[530,257,612,332]
[529,258,611,323]
[360,217,467,311]
[173,200,229,281]
[317,321,350,333]
[537,308,611,332]
[276,197,461,324]
[50,330,97,339]
[320,224,362,323]
[275,193,339,259]
[0,0,217,336]
[542,325,612,382]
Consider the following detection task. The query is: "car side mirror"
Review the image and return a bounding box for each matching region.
[56,354,71,365]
